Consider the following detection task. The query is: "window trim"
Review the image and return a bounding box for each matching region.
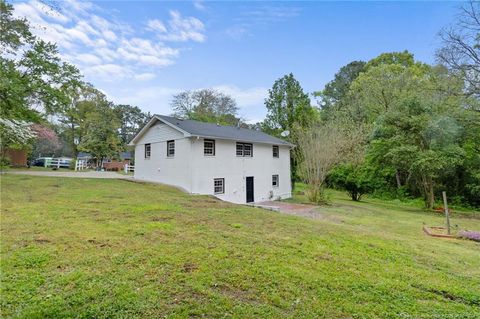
[167,140,175,157]
[204,139,215,156]
[273,145,279,158]
[214,178,225,194]
[236,142,253,157]
[144,143,151,159]
[272,174,279,188]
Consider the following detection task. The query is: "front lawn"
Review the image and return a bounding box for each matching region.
[1,175,479,318]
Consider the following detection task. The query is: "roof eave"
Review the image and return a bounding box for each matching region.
[189,134,294,147]
[128,115,191,146]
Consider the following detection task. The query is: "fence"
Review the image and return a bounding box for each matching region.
[44,158,70,169]
[75,159,88,171]
[124,163,135,174]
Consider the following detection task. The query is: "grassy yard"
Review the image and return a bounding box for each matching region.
[1,175,479,318]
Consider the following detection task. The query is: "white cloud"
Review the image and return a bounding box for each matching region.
[147,10,206,42]
[13,0,206,84]
[193,0,207,11]
[83,64,131,81]
[134,73,156,81]
[147,19,167,33]
[213,85,268,123]
[76,53,102,65]
[226,5,301,40]
[107,84,267,123]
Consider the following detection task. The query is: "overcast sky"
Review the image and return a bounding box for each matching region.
[12,0,461,123]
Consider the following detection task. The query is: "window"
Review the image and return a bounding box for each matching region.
[214,178,224,194]
[236,142,253,157]
[272,175,279,187]
[204,139,215,156]
[145,143,151,158]
[273,145,279,158]
[167,140,175,157]
[236,143,244,156]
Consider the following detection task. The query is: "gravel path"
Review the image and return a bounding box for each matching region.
[5,170,134,180]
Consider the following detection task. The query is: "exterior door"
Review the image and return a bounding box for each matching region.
[246,176,254,203]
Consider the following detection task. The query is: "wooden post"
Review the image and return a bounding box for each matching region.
[442,191,451,235]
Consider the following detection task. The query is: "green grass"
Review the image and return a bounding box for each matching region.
[1,175,479,318]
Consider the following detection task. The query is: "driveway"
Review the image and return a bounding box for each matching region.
[255,201,323,219]
[5,170,134,180]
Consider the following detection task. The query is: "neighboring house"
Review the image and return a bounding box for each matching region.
[129,115,293,204]
[77,151,133,170]
[4,148,28,167]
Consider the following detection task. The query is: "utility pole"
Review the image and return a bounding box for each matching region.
[442,191,451,235]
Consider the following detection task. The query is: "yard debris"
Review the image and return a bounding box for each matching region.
[458,230,480,242]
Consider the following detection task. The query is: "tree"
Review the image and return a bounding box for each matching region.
[437,1,480,101]
[263,73,317,137]
[0,118,36,165]
[369,94,465,209]
[364,50,416,69]
[315,61,366,112]
[57,83,98,157]
[0,0,82,122]
[171,89,241,126]
[295,120,365,203]
[328,163,378,201]
[115,105,151,145]
[30,124,61,158]
[77,94,122,166]
[263,73,318,187]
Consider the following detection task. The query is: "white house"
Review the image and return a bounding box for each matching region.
[129,115,293,204]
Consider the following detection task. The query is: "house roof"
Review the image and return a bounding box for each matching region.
[130,115,294,147]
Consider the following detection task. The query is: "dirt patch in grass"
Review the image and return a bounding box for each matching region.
[34,237,51,244]
[86,239,111,247]
[181,262,198,273]
[152,216,173,222]
[216,284,261,305]
[413,284,480,307]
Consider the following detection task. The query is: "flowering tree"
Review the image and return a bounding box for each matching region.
[30,124,61,158]
[0,118,36,164]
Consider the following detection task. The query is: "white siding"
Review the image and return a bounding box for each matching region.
[134,121,191,191]
[136,121,183,144]
[189,138,291,204]
[133,120,292,204]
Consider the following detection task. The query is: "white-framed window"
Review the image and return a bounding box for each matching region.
[236,142,253,157]
[204,139,215,156]
[167,140,175,157]
[272,174,279,187]
[273,145,279,158]
[214,178,224,194]
[145,143,151,158]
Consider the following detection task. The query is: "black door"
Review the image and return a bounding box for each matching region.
[246,176,254,203]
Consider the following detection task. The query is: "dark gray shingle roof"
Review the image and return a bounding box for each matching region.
[157,115,293,146]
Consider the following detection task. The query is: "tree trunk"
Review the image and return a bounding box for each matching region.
[70,119,78,158]
[395,170,402,188]
[427,181,435,209]
[423,176,435,209]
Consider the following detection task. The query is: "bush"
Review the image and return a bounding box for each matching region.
[0,156,11,169]
[328,164,379,201]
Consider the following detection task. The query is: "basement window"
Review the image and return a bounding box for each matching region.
[214,178,224,194]
[145,143,151,158]
[167,140,175,157]
[272,174,279,187]
[204,139,215,156]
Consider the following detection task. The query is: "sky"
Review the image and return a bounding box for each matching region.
[12,0,463,123]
